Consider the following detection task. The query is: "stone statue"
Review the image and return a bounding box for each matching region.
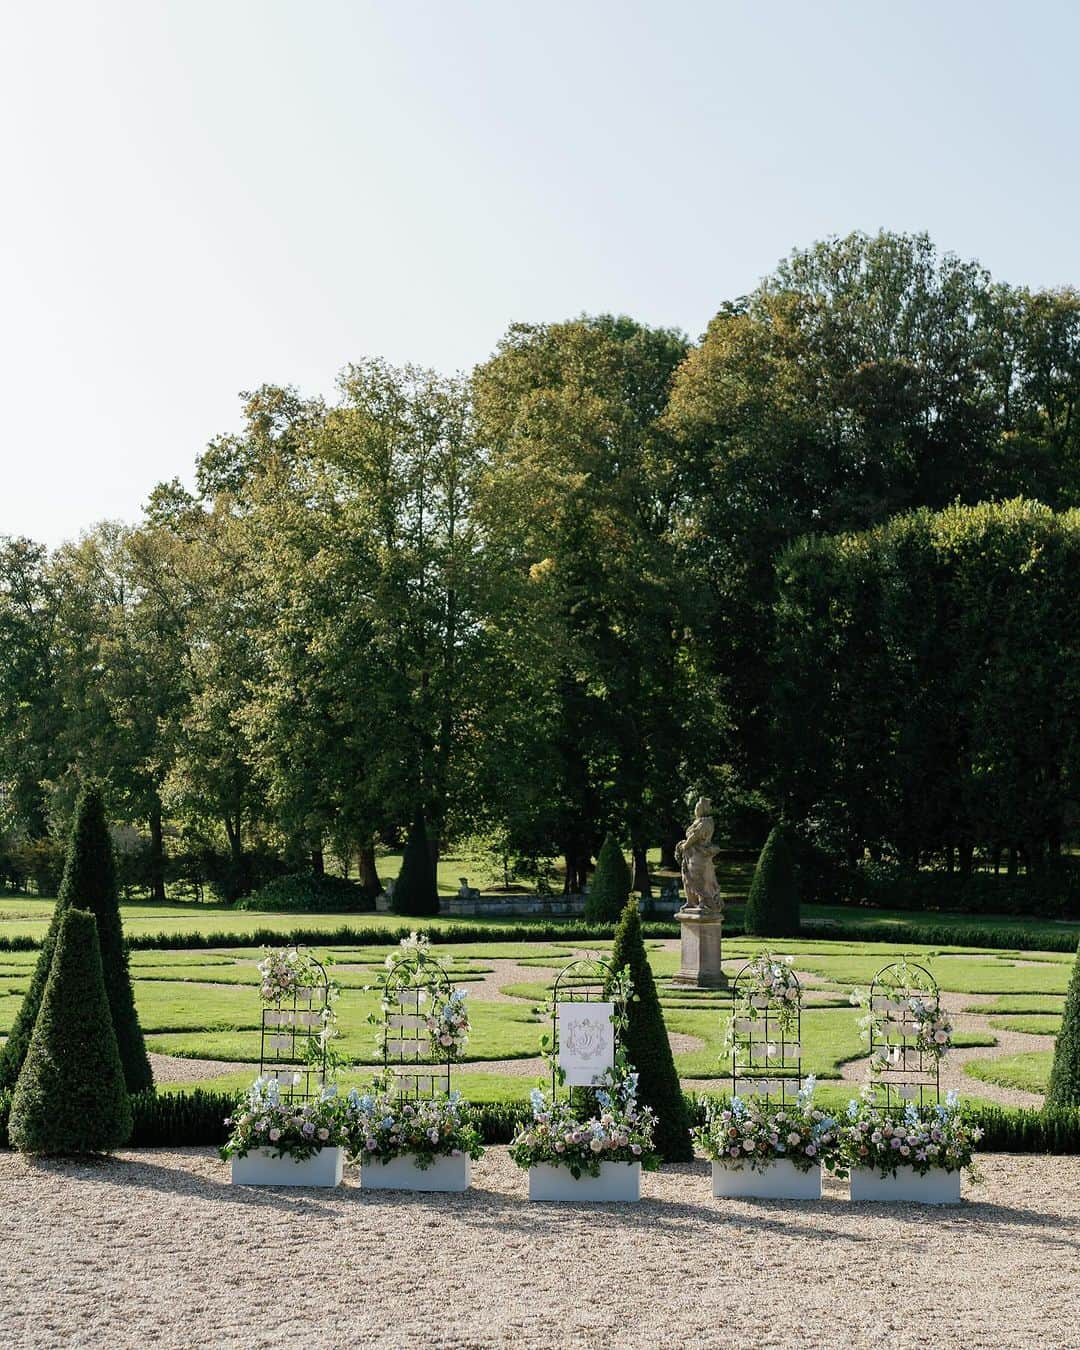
[674,797,722,915]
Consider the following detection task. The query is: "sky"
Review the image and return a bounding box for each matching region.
[3,0,1079,548]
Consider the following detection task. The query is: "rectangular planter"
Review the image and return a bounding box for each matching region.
[231,1146,344,1187]
[712,1159,821,1200]
[360,1152,472,1192]
[849,1166,961,1205]
[528,1162,641,1202]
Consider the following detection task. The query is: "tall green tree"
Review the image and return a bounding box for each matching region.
[392,807,439,916]
[474,316,691,889]
[744,824,801,937]
[584,832,632,922]
[1045,941,1080,1109]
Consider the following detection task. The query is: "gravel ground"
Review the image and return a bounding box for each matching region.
[1,1150,1077,1349]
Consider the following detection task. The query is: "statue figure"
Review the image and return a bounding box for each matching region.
[674,797,722,915]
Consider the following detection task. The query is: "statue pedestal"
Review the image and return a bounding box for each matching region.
[672,910,727,987]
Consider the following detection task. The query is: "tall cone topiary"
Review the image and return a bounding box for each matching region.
[391,807,439,917]
[744,824,801,937]
[1046,940,1080,1109]
[584,833,632,923]
[0,784,152,1092]
[604,896,693,1161]
[9,907,133,1154]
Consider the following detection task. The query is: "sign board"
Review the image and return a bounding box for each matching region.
[557,1001,615,1086]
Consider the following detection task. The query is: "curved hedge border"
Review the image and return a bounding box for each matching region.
[0,916,1075,955]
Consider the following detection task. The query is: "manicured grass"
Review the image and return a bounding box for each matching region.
[965,1050,1056,1094]
[962,996,1066,1014]
[987,1015,1062,1036]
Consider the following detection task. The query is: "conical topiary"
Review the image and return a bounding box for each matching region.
[0,784,152,1092]
[1046,940,1080,1109]
[744,824,801,938]
[584,833,632,923]
[9,907,133,1154]
[604,896,693,1161]
[391,807,439,917]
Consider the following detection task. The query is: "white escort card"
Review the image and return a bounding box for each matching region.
[387,1013,428,1030]
[557,1002,615,1086]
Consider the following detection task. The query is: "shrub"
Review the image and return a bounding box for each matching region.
[605,896,693,1161]
[584,833,632,923]
[1046,940,1080,1109]
[744,824,801,937]
[236,870,375,913]
[8,908,133,1154]
[392,809,439,917]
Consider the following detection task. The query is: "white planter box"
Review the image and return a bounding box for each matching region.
[360,1152,472,1192]
[711,1159,821,1200]
[528,1162,641,1203]
[849,1166,962,1204]
[231,1147,344,1187]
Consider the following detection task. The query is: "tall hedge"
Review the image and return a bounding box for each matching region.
[604,896,693,1161]
[584,833,632,923]
[744,824,800,937]
[1,785,152,1092]
[8,907,133,1154]
[1046,940,1080,1109]
[391,807,440,917]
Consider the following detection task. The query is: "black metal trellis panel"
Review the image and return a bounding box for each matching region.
[258,949,331,1103]
[728,958,803,1105]
[382,954,453,1101]
[866,961,941,1113]
[550,956,616,1101]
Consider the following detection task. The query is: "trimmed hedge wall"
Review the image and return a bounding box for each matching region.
[2,1089,1076,1154]
[1,916,1076,955]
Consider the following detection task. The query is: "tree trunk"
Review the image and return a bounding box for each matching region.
[631,844,651,896]
[1007,845,1018,880]
[148,798,167,903]
[660,836,678,870]
[958,839,973,880]
[310,847,325,875]
[359,842,381,893]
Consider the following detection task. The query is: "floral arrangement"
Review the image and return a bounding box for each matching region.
[257,946,325,1005]
[840,1091,982,1178]
[724,950,801,1062]
[368,932,471,1063]
[220,1078,346,1162]
[425,987,470,1059]
[342,1089,483,1171]
[693,1077,844,1175]
[509,1068,660,1178]
[850,960,953,1072]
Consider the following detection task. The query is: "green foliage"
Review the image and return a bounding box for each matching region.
[605,897,692,1161]
[236,870,374,913]
[584,833,632,922]
[8,908,133,1154]
[391,809,439,916]
[1046,941,1080,1108]
[744,825,800,937]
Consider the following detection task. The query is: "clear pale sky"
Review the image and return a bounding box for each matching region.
[3,1,1078,548]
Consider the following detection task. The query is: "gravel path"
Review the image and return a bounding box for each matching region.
[1,1150,1076,1348]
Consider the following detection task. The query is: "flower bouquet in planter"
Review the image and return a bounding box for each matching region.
[694,1077,842,1200]
[222,1078,347,1187]
[343,1088,483,1192]
[510,1069,660,1202]
[841,1091,982,1204]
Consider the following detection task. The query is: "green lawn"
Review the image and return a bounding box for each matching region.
[965,1050,1056,1094]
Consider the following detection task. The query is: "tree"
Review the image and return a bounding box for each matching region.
[392,808,439,916]
[605,897,692,1161]
[8,907,133,1154]
[744,825,800,937]
[584,833,632,922]
[1046,940,1080,1109]
[0,784,151,1092]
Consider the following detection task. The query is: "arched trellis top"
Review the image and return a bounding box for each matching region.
[381,952,454,1101]
[549,955,617,1100]
[728,954,803,1102]
[258,947,332,1104]
[866,960,941,1111]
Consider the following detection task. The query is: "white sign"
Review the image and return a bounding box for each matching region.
[557,1001,615,1086]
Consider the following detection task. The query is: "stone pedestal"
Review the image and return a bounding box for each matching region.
[672,910,727,987]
